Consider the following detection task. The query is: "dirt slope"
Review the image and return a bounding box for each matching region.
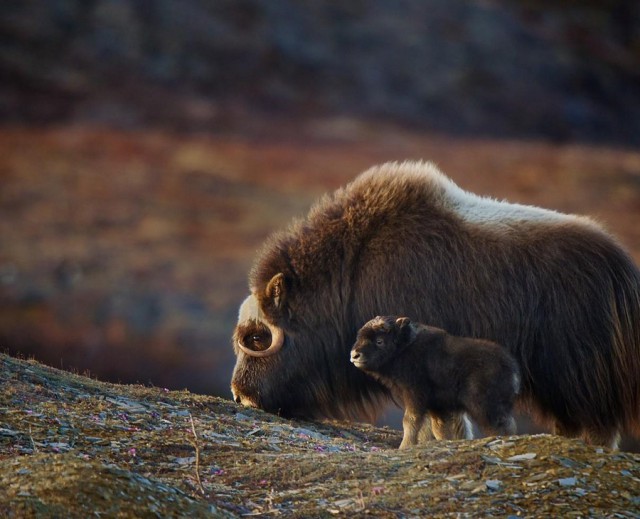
[1,353,639,517]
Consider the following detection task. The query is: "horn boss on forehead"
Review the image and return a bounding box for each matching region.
[234,294,284,358]
[230,160,640,448]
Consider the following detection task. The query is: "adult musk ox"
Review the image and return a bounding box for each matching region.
[231,161,640,448]
[351,316,520,449]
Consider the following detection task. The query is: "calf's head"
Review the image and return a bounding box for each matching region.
[350,316,416,371]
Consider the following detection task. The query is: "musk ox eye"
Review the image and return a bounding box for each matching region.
[241,331,270,352]
[375,337,384,346]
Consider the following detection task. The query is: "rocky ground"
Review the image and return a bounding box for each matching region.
[1,353,639,517]
[2,3,640,511]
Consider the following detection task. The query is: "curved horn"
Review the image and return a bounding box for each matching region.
[235,295,285,358]
[236,321,284,358]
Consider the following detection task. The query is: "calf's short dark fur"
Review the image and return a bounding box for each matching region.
[351,316,520,449]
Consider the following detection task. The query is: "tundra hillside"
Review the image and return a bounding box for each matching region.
[1,353,639,517]
[2,126,640,449]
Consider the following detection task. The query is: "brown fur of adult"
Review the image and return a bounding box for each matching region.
[231,161,640,448]
[351,316,520,449]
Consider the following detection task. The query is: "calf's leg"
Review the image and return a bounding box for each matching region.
[430,412,474,440]
[400,407,428,449]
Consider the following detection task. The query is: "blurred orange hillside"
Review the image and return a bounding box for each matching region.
[2,123,640,399]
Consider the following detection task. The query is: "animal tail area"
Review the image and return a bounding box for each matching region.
[610,263,640,437]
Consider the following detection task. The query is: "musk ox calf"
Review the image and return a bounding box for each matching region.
[351,316,520,449]
[231,161,640,449]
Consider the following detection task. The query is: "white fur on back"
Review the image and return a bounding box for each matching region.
[444,179,570,226]
[362,161,583,228]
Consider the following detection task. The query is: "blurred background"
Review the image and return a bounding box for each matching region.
[1,1,640,441]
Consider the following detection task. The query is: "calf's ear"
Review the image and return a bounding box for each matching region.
[266,273,286,309]
[396,317,417,344]
[395,317,411,329]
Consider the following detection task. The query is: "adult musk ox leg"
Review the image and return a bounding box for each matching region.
[471,395,518,437]
[501,415,517,436]
[552,421,581,439]
[480,415,517,437]
[554,421,620,449]
[582,428,621,450]
[430,413,474,441]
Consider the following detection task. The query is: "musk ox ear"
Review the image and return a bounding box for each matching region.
[265,273,286,310]
[396,317,417,345]
[395,317,411,329]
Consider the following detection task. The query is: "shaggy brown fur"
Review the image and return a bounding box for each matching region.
[231,161,640,448]
[351,316,520,449]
